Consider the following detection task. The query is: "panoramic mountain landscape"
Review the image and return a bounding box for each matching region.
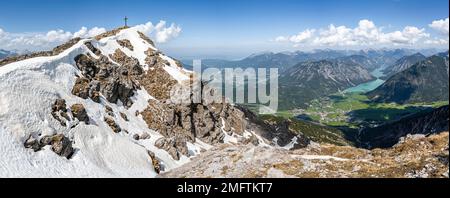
[0,0,449,180]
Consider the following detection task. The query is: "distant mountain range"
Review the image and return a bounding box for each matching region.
[181,48,441,72]
[368,52,449,104]
[0,49,16,60]
[382,53,427,79]
[279,58,375,110]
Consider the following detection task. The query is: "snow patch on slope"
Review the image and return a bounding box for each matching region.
[0,27,197,177]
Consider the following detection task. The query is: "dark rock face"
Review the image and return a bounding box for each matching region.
[72,51,141,107]
[24,136,43,152]
[51,99,70,127]
[50,134,74,159]
[70,104,90,124]
[138,31,155,46]
[24,134,74,159]
[147,150,162,173]
[235,106,310,150]
[104,116,121,133]
[84,42,102,56]
[51,99,90,128]
[359,105,449,149]
[142,100,248,146]
[117,39,134,51]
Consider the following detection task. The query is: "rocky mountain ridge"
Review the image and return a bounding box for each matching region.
[0,26,308,177]
[368,54,449,104]
[382,53,427,79]
[162,132,449,178]
[279,59,375,109]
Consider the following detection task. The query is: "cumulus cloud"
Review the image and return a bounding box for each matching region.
[380,26,429,44]
[429,17,449,35]
[0,20,181,51]
[133,20,182,43]
[73,27,107,38]
[275,19,438,48]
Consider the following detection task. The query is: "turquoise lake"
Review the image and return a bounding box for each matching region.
[344,68,386,93]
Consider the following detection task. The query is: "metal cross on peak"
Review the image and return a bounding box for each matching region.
[124,16,129,27]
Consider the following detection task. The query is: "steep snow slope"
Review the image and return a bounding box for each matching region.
[0,26,201,177]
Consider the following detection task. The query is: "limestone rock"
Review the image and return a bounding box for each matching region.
[117,39,134,51]
[24,134,74,159]
[155,136,189,160]
[50,134,74,159]
[104,116,121,133]
[147,150,162,174]
[70,104,90,124]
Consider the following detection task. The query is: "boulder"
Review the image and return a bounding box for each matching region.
[24,136,41,152]
[50,134,74,159]
[147,150,162,174]
[155,136,189,160]
[104,116,121,133]
[71,104,90,124]
[24,134,74,159]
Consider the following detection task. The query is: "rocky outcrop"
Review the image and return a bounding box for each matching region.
[137,49,178,100]
[51,99,90,127]
[133,132,150,140]
[72,52,141,107]
[70,104,90,124]
[24,134,74,159]
[72,77,101,102]
[84,42,102,56]
[161,132,449,178]
[117,39,134,51]
[51,99,71,127]
[94,26,129,40]
[104,116,121,133]
[50,134,75,159]
[154,136,189,160]
[138,31,155,46]
[236,106,310,149]
[147,151,162,174]
[141,99,249,146]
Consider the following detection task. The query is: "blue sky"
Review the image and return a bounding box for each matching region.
[0,0,449,59]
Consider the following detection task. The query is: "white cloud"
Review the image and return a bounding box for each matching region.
[154,21,182,43]
[0,20,181,51]
[380,26,429,44]
[429,17,449,35]
[133,20,182,43]
[73,26,107,38]
[288,29,315,43]
[275,36,288,42]
[313,24,357,46]
[275,19,436,48]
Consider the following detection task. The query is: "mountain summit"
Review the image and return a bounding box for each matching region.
[0,26,311,177]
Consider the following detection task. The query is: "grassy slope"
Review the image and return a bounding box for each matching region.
[300,93,448,127]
